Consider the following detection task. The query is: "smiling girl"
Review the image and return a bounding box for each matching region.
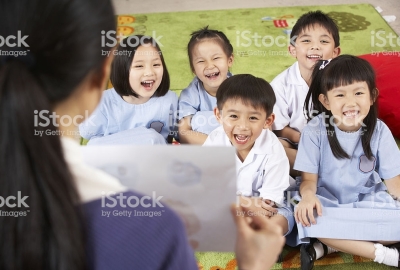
[294,55,400,269]
[79,35,177,145]
[178,26,234,144]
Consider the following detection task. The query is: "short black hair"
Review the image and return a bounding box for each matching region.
[110,35,170,98]
[304,55,378,159]
[290,10,340,47]
[216,74,276,116]
[187,26,233,73]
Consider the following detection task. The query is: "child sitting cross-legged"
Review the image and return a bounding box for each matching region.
[203,74,294,238]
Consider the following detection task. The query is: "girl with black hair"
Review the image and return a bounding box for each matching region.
[79,36,177,145]
[295,55,400,269]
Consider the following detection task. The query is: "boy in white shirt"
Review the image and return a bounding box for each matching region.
[271,11,341,175]
[204,74,294,238]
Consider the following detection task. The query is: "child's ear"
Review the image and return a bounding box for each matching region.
[214,107,223,124]
[371,88,379,105]
[227,54,234,67]
[288,45,297,58]
[263,113,275,129]
[333,47,341,58]
[318,94,331,110]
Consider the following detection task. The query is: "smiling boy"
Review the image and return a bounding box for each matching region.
[203,74,294,238]
[271,11,341,176]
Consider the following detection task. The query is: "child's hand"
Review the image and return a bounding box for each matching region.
[294,195,322,227]
[261,199,278,217]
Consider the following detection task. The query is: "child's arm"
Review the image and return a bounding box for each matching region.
[295,172,322,227]
[178,116,208,144]
[274,126,301,144]
[79,108,108,140]
[384,175,400,198]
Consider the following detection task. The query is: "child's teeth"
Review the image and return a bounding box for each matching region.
[206,72,219,77]
[344,111,358,116]
[235,135,248,142]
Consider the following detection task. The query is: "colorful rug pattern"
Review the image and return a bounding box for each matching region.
[114,4,400,269]
[195,246,394,269]
[115,3,400,94]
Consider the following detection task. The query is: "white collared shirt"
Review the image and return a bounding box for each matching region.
[271,61,309,133]
[61,137,127,203]
[203,127,290,204]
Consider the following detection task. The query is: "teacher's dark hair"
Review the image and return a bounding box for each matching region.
[0,0,115,269]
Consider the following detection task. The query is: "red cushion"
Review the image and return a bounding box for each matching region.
[359,53,400,139]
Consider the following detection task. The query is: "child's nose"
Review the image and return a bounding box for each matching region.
[346,96,357,106]
[205,60,215,69]
[237,119,249,129]
[310,41,320,50]
[144,66,154,76]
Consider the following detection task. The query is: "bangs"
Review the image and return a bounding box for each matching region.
[321,57,376,93]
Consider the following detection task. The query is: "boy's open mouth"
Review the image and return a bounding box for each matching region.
[307,54,322,60]
[234,134,249,144]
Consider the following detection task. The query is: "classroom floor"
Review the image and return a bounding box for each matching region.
[112,0,400,35]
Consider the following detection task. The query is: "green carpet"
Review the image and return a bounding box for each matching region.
[116,3,400,95]
[116,4,400,269]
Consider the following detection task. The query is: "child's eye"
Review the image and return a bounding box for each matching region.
[197,60,204,63]
[134,65,143,68]
[249,116,259,120]
[153,63,161,67]
[229,115,238,119]
[321,40,329,44]
[301,39,310,43]
[213,57,220,60]
[335,94,344,97]
[355,92,364,95]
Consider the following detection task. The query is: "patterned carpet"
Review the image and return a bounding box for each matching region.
[113,4,400,269]
[115,3,400,93]
[196,247,394,269]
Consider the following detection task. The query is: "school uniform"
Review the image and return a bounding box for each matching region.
[79,88,177,145]
[293,114,400,242]
[203,126,295,236]
[271,61,309,133]
[178,74,231,135]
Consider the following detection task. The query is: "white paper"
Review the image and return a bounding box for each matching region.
[81,144,237,252]
[383,15,396,23]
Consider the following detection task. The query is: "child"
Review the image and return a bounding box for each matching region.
[203,74,294,239]
[178,26,234,144]
[79,35,177,145]
[294,55,400,269]
[271,11,341,175]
